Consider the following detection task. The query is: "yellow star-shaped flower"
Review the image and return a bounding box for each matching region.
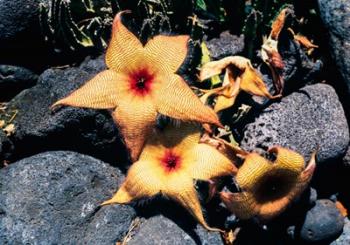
[52,12,221,161]
[102,123,237,231]
[220,147,316,221]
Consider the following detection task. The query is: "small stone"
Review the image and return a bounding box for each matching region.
[128,215,222,245]
[205,31,244,60]
[241,83,349,164]
[299,199,344,243]
[0,151,135,244]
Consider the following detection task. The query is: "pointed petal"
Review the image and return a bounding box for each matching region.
[220,191,259,220]
[235,153,272,191]
[145,35,189,73]
[112,98,157,161]
[301,151,317,182]
[154,74,222,127]
[164,176,222,232]
[289,152,316,198]
[52,70,121,109]
[102,160,164,205]
[105,11,144,73]
[185,143,237,179]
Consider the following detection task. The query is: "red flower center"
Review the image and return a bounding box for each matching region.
[161,150,181,172]
[129,69,154,96]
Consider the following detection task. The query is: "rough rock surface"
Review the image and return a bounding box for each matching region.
[205,31,244,60]
[0,0,48,67]
[299,199,344,243]
[0,151,135,244]
[0,55,128,164]
[241,83,349,163]
[0,0,40,42]
[0,65,38,101]
[343,146,350,167]
[331,218,350,245]
[128,215,223,245]
[318,0,350,95]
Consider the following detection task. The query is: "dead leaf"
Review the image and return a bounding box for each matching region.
[335,201,348,217]
[0,120,5,129]
[199,56,279,109]
[3,123,15,136]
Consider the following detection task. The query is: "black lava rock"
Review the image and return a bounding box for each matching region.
[241,83,349,164]
[128,215,223,245]
[205,31,244,60]
[343,146,350,167]
[318,0,350,95]
[0,0,40,42]
[0,151,135,244]
[0,55,128,165]
[299,199,344,243]
[0,65,38,101]
[0,0,49,67]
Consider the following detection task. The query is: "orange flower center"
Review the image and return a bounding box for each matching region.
[161,150,181,172]
[129,69,154,96]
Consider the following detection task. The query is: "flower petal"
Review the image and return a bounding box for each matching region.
[139,123,201,163]
[235,153,271,191]
[105,11,144,73]
[258,196,291,220]
[164,176,222,232]
[112,98,157,161]
[145,35,189,74]
[154,74,222,127]
[268,146,305,172]
[52,70,121,109]
[102,160,164,205]
[220,191,259,219]
[185,143,237,179]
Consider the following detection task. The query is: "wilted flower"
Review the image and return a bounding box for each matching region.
[221,147,316,221]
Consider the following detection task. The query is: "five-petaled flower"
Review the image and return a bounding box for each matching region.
[52,11,221,161]
[220,147,316,221]
[102,123,237,231]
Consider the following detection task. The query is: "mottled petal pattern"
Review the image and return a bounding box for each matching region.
[105,11,143,73]
[154,74,222,127]
[145,35,189,73]
[112,99,157,162]
[52,70,121,109]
